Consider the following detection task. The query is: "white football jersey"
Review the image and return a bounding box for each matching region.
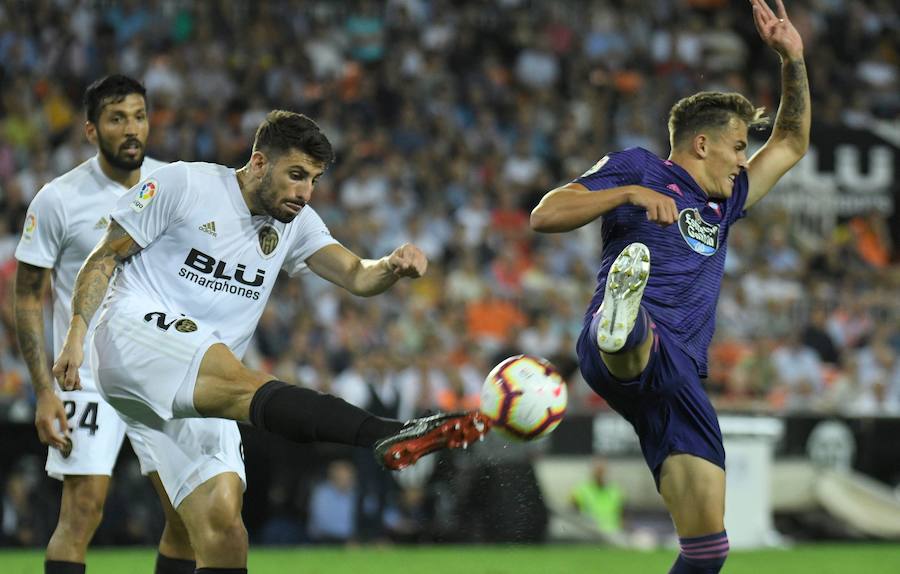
[15,155,167,392]
[107,161,338,358]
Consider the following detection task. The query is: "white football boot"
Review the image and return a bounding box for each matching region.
[595,242,651,353]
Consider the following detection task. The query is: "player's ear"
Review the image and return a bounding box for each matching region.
[693,134,708,159]
[85,121,97,145]
[249,150,268,177]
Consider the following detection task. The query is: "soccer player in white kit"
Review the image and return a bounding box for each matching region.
[53,110,489,573]
[15,75,195,574]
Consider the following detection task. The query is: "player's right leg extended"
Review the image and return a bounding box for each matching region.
[45,475,109,573]
[193,343,489,469]
[591,242,654,380]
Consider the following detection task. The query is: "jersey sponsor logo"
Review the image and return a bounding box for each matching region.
[199,221,217,237]
[22,213,36,241]
[257,224,279,258]
[94,216,109,230]
[580,155,609,178]
[678,208,719,256]
[131,179,158,212]
[178,248,264,300]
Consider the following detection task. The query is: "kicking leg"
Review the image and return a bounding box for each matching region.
[593,243,655,380]
[659,454,729,574]
[148,472,195,574]
[191,343,489,469]
[45,475,109,573]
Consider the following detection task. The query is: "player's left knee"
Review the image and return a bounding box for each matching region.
[189,505,246,554]
[60,495,106,538]
[161,515,192,548]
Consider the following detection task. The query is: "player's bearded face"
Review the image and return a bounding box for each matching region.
[257,152,323,223]
[258,166,306,223]
[94,94,149,171]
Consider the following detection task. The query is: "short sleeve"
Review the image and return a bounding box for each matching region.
[725,171,750,225]
[110,163,191,247]
[281,206,340,277]
[572,148,646,191]
[15,185,67,269]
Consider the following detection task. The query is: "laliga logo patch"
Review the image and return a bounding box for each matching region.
[580,155,609,178]
[678,208,719,256]
[257,224,280,258]
[22,213,37,241]
[131,179,158,212]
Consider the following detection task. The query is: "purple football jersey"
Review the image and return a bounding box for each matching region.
[574,147,749,377]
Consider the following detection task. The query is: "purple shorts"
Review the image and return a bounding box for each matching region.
[577,319,725,489]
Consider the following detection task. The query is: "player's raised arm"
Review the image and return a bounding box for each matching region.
[305,242,427,297]
[745,0,810,209]
[52,221,142,391]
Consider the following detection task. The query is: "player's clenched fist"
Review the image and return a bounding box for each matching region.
[52,336,84,391]
[387,243,428,278]
[626,186,679,227]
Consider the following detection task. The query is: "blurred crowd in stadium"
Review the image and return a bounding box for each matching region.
[0,0,898,547]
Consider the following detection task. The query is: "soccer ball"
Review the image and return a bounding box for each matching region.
[480,354,567,441]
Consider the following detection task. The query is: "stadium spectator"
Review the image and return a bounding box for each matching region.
[570,458,625,538]
[771,330,826,411]
[307,460,358,544]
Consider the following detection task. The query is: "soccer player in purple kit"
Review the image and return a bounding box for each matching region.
[531,1,808,573]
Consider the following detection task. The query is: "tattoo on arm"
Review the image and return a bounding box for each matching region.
[14,263,53,393]
[72,221,142,327]
[774,59,810,137]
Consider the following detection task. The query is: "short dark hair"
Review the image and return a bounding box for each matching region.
[83,74,147,124]
[668,92,768,148]
[252,110,334,165]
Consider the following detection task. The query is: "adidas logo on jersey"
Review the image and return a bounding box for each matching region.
[94,216,109,230]
[199,221,217,237]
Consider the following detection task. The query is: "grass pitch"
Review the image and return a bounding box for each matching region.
[3,544,899,573]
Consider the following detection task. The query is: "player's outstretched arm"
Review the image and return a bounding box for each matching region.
[306,242,427,297]
[14,262,70,449]
[52,221,142,391]
[745,0,810,210]
[531,183,679,232]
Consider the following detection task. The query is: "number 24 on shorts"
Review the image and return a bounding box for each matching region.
[63,400,100,435]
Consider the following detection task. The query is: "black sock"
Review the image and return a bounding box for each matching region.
[195,569,247,574]
[356,414,407,447]
[45,561,85,574]
[156,553,196,574]
[249,381,404,447]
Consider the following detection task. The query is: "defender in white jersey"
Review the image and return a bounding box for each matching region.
[14,76,194,574]
[53,110,489,572]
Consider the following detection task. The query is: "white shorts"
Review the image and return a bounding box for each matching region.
[90,300,246,508]
[46,389,157,480]
[119,413,246,508]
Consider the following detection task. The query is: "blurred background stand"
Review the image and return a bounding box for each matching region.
[720,414,785,549]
